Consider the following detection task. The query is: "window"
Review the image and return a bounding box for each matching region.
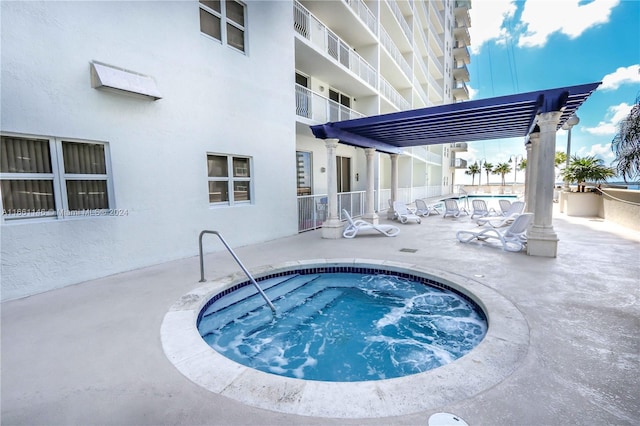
[199,0,246,53]
[1,134,113,220]
[296,151,312,196]
[207,154,252,205]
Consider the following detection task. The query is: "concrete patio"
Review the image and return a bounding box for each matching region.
[2,206,639,425]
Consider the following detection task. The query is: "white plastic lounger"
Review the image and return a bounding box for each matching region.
[392,201,421,224]
[499,199,512,216]
[470,199,498,219]
[342,209,400,238]
[443,199,469,218]
[476,201,525,227]
[414,199,441,217]
[457,213,533,252]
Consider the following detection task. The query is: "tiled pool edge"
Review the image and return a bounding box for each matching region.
[160,259,530,418]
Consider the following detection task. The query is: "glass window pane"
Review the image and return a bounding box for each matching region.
[66,180,108,210]
[208,155,228,177]
[296,151,312,195]
[62,142,106,174]
[0,136,52,173]
[227,24,245,51]
[232,157,249,177]
[200,0,221,13]
[226,1,244,26]
[1,179,55,211]
[233,181,250,201]
[209,181,229,203]
[200,9,221,40]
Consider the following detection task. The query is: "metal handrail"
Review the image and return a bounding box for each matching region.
[198,230,276,314]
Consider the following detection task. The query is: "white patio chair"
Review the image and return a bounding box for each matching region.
[442,199,469,218]
[499,199,512,216]
[342,210,400,238]
[470,199,498,219]
[476,201,525,227]
[392,201,421,224]
[456,213,533,252]
[414,199,441,217]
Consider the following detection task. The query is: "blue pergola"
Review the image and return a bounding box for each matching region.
[309,82,602,257]
[310,82,601,154]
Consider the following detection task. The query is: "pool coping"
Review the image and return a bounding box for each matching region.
[160,259,530,419]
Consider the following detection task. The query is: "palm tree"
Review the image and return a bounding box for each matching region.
[492,162,512,186]
[465,162,480,185]
[611,92,640,181]
[562,155,616,192]
[483,162,494,185]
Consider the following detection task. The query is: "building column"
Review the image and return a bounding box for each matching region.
[387,153,399,219]
[525,132,539,214]
[527,111,562,257]
[364,148,379,224]
[322,139,343,239]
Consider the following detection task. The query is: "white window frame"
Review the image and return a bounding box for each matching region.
[199,0,247,53]
[207,153,253,207]
[0,132,115,222]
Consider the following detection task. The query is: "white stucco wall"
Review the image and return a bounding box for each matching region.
[1,1,297,300]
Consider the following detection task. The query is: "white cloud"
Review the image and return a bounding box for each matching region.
[467,85,479,99]
[584,102,633,135]
[600,65,640,90]
[468,0,517,53]
[518,0,620,48]
[576,143,615,161]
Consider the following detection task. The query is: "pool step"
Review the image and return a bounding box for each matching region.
[199,274,321,334]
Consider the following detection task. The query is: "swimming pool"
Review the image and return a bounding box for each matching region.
[197,271,487,382]
[161,260,529,418]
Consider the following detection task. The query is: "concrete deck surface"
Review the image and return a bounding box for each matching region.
[2,207,639,425]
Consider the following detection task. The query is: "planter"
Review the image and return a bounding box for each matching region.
[560,191,601,217]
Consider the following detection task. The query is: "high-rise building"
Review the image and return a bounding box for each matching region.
[0,0,471,300]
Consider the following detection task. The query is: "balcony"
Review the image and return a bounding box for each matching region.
[452,63,470,82]
[453,45,470,65]
[450,142,468,152]
[452,81,470,101]
[453,25,470,46]
[451,158,468,168]
[454,0,472,28]
[295,84,365,123]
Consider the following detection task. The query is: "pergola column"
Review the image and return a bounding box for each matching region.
[322,139,343,239]
[387,153,399,219]
[527,111,562,257]
[364,148,379,224]
[525,132,540,214]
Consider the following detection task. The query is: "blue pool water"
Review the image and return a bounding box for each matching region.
[198,272,487,382]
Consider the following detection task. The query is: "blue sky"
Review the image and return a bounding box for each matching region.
[455,0,640,184]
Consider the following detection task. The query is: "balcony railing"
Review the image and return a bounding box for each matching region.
[380,26,412,82]
[296,84,365,122]
[294,1,377,88]
[344,0,377,35]
[450,142,468,151]
[379,76,411,111]
[451,158,468,168]
[385,0,413,42]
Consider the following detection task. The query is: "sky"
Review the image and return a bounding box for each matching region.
[455,0,640,185]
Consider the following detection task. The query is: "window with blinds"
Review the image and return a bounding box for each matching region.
[199,0,246,53]
[1,134,113,220]
[207,154,252,205]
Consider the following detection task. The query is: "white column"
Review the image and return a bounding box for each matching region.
[527,111,562,257]
[525,132,539,214]
[322,139,343,239]
[387,154,399,219]
[364,148,379,224]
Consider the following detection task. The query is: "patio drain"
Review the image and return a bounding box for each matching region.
[399,248,418,253]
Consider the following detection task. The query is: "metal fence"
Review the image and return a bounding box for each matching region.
[297,191,366,232]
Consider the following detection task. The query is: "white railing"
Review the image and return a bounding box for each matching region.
[297,191,367,232]
[380,27,412,81]
[385,0,412,41]
[344,0,377,35]
[295,84,365,122]
[294,1,377,88]
[379,76,411,110]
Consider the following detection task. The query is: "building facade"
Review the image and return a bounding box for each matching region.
[1,0,471,300]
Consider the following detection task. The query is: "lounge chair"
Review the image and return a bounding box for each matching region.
[392,201,421,224]
[499,199,512,216]
[414,199,441,217]
[442,199,469,218]
[476,201,525,227]
[456,213,533,252]
[470,199,498,219]
[342,209,400,238]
